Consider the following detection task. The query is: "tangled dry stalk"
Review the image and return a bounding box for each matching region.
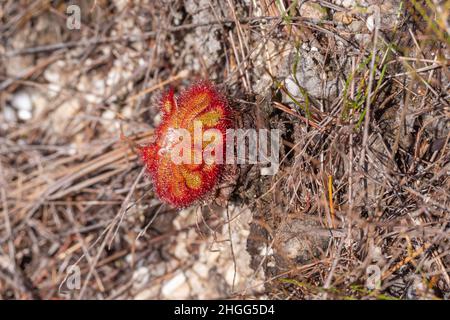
[0,0,449,299]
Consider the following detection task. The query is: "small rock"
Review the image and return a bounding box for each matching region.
[102,110,116,120]
[342,0,355,8]
[299,2,327,20]
[134,285,161,300]
[150,262,167,278]
[192,262,209,279]
[132,266,150,290]
[18,109,32,121]
[258,245,274,256]
[349,20,365,33]
[366,14,375,32]
[161,272,189,298]
[284,77,301,98]
[225,265,240,287]
[366,5,381,32]
[11,91,32,117]
[334,11,354,25]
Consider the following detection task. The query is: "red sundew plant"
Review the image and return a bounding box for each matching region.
[139,82,232,208]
